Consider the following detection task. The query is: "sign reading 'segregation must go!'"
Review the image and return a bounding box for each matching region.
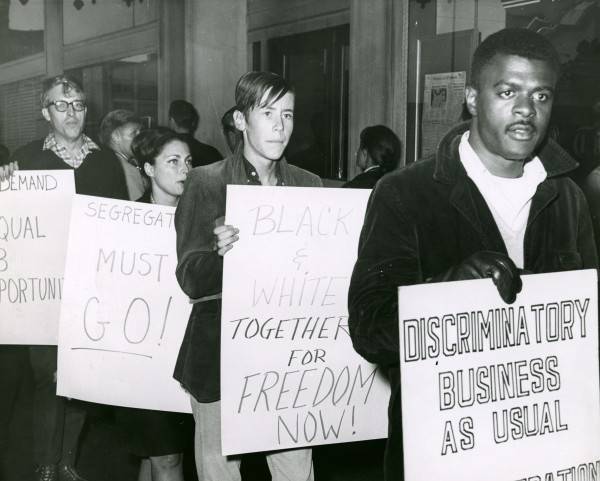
[398,270,600,481]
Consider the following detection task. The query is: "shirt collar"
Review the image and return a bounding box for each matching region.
[43,132,99,168]
[458,131,547,184]
[242,155,285,186]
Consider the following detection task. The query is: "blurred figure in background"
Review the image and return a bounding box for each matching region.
[220,106,242,155]
[114,127,191,481]
[344,125,401,189]
[168,100,222,167]
[99,109,146,200]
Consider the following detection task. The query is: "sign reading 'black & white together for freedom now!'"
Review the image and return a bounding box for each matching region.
[398,270,600,481]
[221,185,390,455]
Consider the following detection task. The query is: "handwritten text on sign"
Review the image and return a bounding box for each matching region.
[57,195,191,413]
[221,185,390,455]
[398,270,600,481]
[0,170,74,345]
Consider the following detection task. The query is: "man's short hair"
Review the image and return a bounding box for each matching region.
[470,28,561,89]
[235,71,294,118]
[169,100,199,133]
[99,109,141,147]
[40,75,85,108]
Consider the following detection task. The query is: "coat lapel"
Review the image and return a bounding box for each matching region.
[449,176,508,254]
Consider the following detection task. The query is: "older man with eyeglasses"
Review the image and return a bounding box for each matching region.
[3,75,128,481]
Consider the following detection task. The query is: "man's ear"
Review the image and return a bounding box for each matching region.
[143,162,154,178]
[41,108,50,122]
[233,110,246,132]
[465,86,478,117]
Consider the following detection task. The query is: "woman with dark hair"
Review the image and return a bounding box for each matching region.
[116,127,191,481]
[134,127,191,206]
[343,125,401,189]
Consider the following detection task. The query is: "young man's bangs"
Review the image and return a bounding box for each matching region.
[256,86,289,110]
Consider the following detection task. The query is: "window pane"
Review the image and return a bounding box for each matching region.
[0,0,44,65]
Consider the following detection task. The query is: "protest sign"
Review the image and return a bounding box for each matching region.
[0,170,75,345]
[221,185,390,455]
[57,194,191,413]
[398,270,600,481]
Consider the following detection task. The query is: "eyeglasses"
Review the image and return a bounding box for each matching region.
[46,100,86,112]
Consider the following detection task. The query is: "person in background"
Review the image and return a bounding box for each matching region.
[174,71,321,481]
[114,127,191,481]
[168,99,222,167]
[343,125,401,189]
[99,109,146,200]
[220,106,242,155]
[10,74,128,481]
[348,28,597,481]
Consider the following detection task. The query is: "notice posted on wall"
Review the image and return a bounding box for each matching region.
[220,185,390,455]
[0,170,75,345]
[398,270,600,481]
[57,195,191,413]
[421,71,466,157]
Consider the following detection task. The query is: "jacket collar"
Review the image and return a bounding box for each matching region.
[432,121,578,184]
[227,148,293,185]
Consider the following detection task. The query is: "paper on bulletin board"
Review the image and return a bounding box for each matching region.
[421,71,466,157]
[0,170,75,345]
[398,270,600,481]
[57,195,191,413]
[220,185,390,455]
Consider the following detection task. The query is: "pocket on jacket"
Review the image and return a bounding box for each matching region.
[547,251,583,271]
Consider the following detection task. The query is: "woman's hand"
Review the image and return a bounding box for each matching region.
[213,217,239,256]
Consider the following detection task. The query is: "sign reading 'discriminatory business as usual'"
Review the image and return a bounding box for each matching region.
[398,270,600,481]
[0,170,75,345]
[57,195,191,413]
[221,185,390,455]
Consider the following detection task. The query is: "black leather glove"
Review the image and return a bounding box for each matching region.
[431,251,522,304]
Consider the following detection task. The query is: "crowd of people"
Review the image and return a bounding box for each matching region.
[1,25,599,481]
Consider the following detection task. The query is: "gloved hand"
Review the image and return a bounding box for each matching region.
[431,251,522,304]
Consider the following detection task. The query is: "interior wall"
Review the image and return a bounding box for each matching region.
[348,0,408,176]
[185,0,247,155]
[248,0,350,57]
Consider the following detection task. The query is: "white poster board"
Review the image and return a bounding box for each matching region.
[398,270,600,481]
[221,185,390,455]
[0,170,75,345]
[57,195,191,413]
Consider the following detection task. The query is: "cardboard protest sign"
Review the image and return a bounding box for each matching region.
[398,270,600,481]
[0,170,75,345]
[57,195,191,413]
[221,185,390,455]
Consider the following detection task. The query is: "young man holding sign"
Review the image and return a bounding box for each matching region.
[348,29,598,480]
[174,72,321,480]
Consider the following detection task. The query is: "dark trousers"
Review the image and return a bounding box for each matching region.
[29,346,86,466]
[0,345,86,473]
[0,345,28,477]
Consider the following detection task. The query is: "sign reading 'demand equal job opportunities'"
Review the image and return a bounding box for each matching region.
[221,185,390,455]
[57,195,191,413]
[0,170,74,345]
[398,270,600,481]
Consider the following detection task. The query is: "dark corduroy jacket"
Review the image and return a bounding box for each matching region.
[348,122,598,480]
[343,166,386,189]
[11,139,128,199]
[174,151,322,402]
